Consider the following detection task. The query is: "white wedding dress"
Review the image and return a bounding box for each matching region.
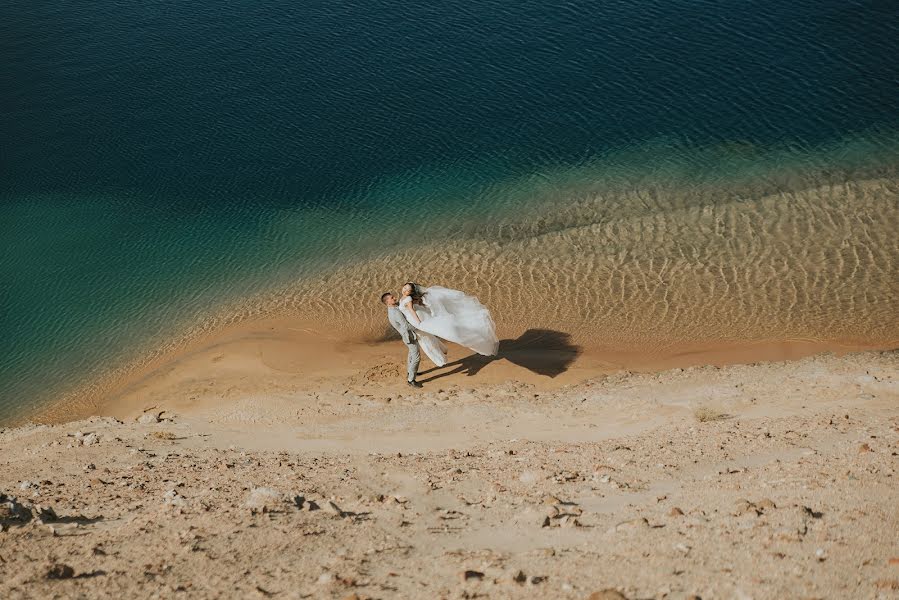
[399,286,499,367]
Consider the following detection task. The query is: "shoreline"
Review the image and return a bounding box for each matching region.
[19,312,897,427]
[5,174,899,426]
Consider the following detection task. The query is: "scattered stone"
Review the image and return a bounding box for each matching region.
[560,515,582,528]
[511,570,526,584]
[668,507,684,517]
[815,548,827,561]
[164,490,187,508]
[0,493,33,529]
[732,499,760,517]
[459,570,484,582]
[33,505,58,523]
[858,443,873,453]
[46,563,75,579]
[529,575,547,584]
[756,498,777,511]
[137,412,161,424]
[674,542,691,555]
[244,487,283,513]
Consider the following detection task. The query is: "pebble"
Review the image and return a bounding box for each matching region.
[732,499,760,517]
[46,563,75,579]
[0,493,33,528]
[459,569,484,582]
[756,498,777,511]
[34,504,58,523]
[510,569,527,584]
[244,487,283,512]
[138,412,160,424]
[559,515,581,528]
[164,490,187,508]
[668,507,684,517]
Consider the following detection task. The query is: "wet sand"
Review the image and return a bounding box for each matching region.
[27,314,891,426]
[20,175,899,425]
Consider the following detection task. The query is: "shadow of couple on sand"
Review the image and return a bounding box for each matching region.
[416,328,581,382]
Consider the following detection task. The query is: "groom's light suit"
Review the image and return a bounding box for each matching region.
[387,305,420,382]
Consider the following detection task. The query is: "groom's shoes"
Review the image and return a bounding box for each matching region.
[407,380,423,388]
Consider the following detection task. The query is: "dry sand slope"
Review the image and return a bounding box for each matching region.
[2,350,899,599]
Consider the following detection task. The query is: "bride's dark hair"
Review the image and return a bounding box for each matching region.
[404,282,423,303]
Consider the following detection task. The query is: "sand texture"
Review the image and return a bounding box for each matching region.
[3,350,898,599]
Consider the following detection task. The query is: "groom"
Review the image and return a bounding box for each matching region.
[381,292,423,388]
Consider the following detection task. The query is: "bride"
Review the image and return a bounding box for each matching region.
[397,282,499,367]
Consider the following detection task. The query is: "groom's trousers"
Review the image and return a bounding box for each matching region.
[405,341,421,382]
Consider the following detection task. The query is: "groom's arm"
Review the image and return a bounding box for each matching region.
[388,310,416,343]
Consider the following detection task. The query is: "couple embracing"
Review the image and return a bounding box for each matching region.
[381,282,499,387]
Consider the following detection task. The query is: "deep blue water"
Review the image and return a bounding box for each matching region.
[2,0,898,420]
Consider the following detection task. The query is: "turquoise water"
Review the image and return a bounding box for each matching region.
[2,0,898,421]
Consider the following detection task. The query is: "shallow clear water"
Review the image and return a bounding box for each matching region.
[2,0,898,421]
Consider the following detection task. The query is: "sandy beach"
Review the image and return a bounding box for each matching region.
[12,175,895,426]
[3,347,898,599]
[5,1,899,597]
